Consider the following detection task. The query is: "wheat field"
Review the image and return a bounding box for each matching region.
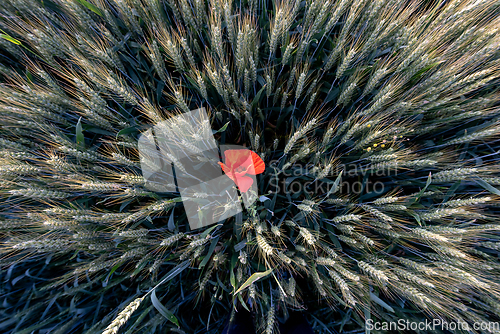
[1,0,500,333]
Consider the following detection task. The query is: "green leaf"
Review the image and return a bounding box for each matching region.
[229,253,237,290]
[259,195,271,202]
[130,258,149,277]
[167,208,175,231]
[409,211,422,226]
[76,117,85,150]
[198,236,219,269]
[339,309,352,332]
[0,33,21,45]
[117,125,139,136]
[326,223,342,249]
[364,302,371,334]
[213,121,230,134]
[443,180,461,202]
[75,0,103,16]
[151,289,179,327]
[119,199,132,212]
[233,239,247,252]
[412,172,432,203]
[156,80,165,102]
[251,85,266,109]
[217,275,232,293]
[234,269,273,295]
[238,293,250,312]
[475,178,500,196]
[104,261,123,285]
[200,223,220,239]
[26,69,33,84]
[69,250,79,260]
[324,171,343,199]
[146,261,190,298]
[324,87,339,104]
[370,292,395,313]
[87,127,114,136]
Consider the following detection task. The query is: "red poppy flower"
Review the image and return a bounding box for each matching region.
[218,149,265,193]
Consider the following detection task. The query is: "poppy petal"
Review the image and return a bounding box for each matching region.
[223,149,248,169]
[246,151,265,175]
[219,162,238,183]
[234,175,254,193]
[219,149,264,191]
[218,161,228,173]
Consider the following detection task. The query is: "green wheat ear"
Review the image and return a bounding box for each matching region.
[1,0,500,332]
